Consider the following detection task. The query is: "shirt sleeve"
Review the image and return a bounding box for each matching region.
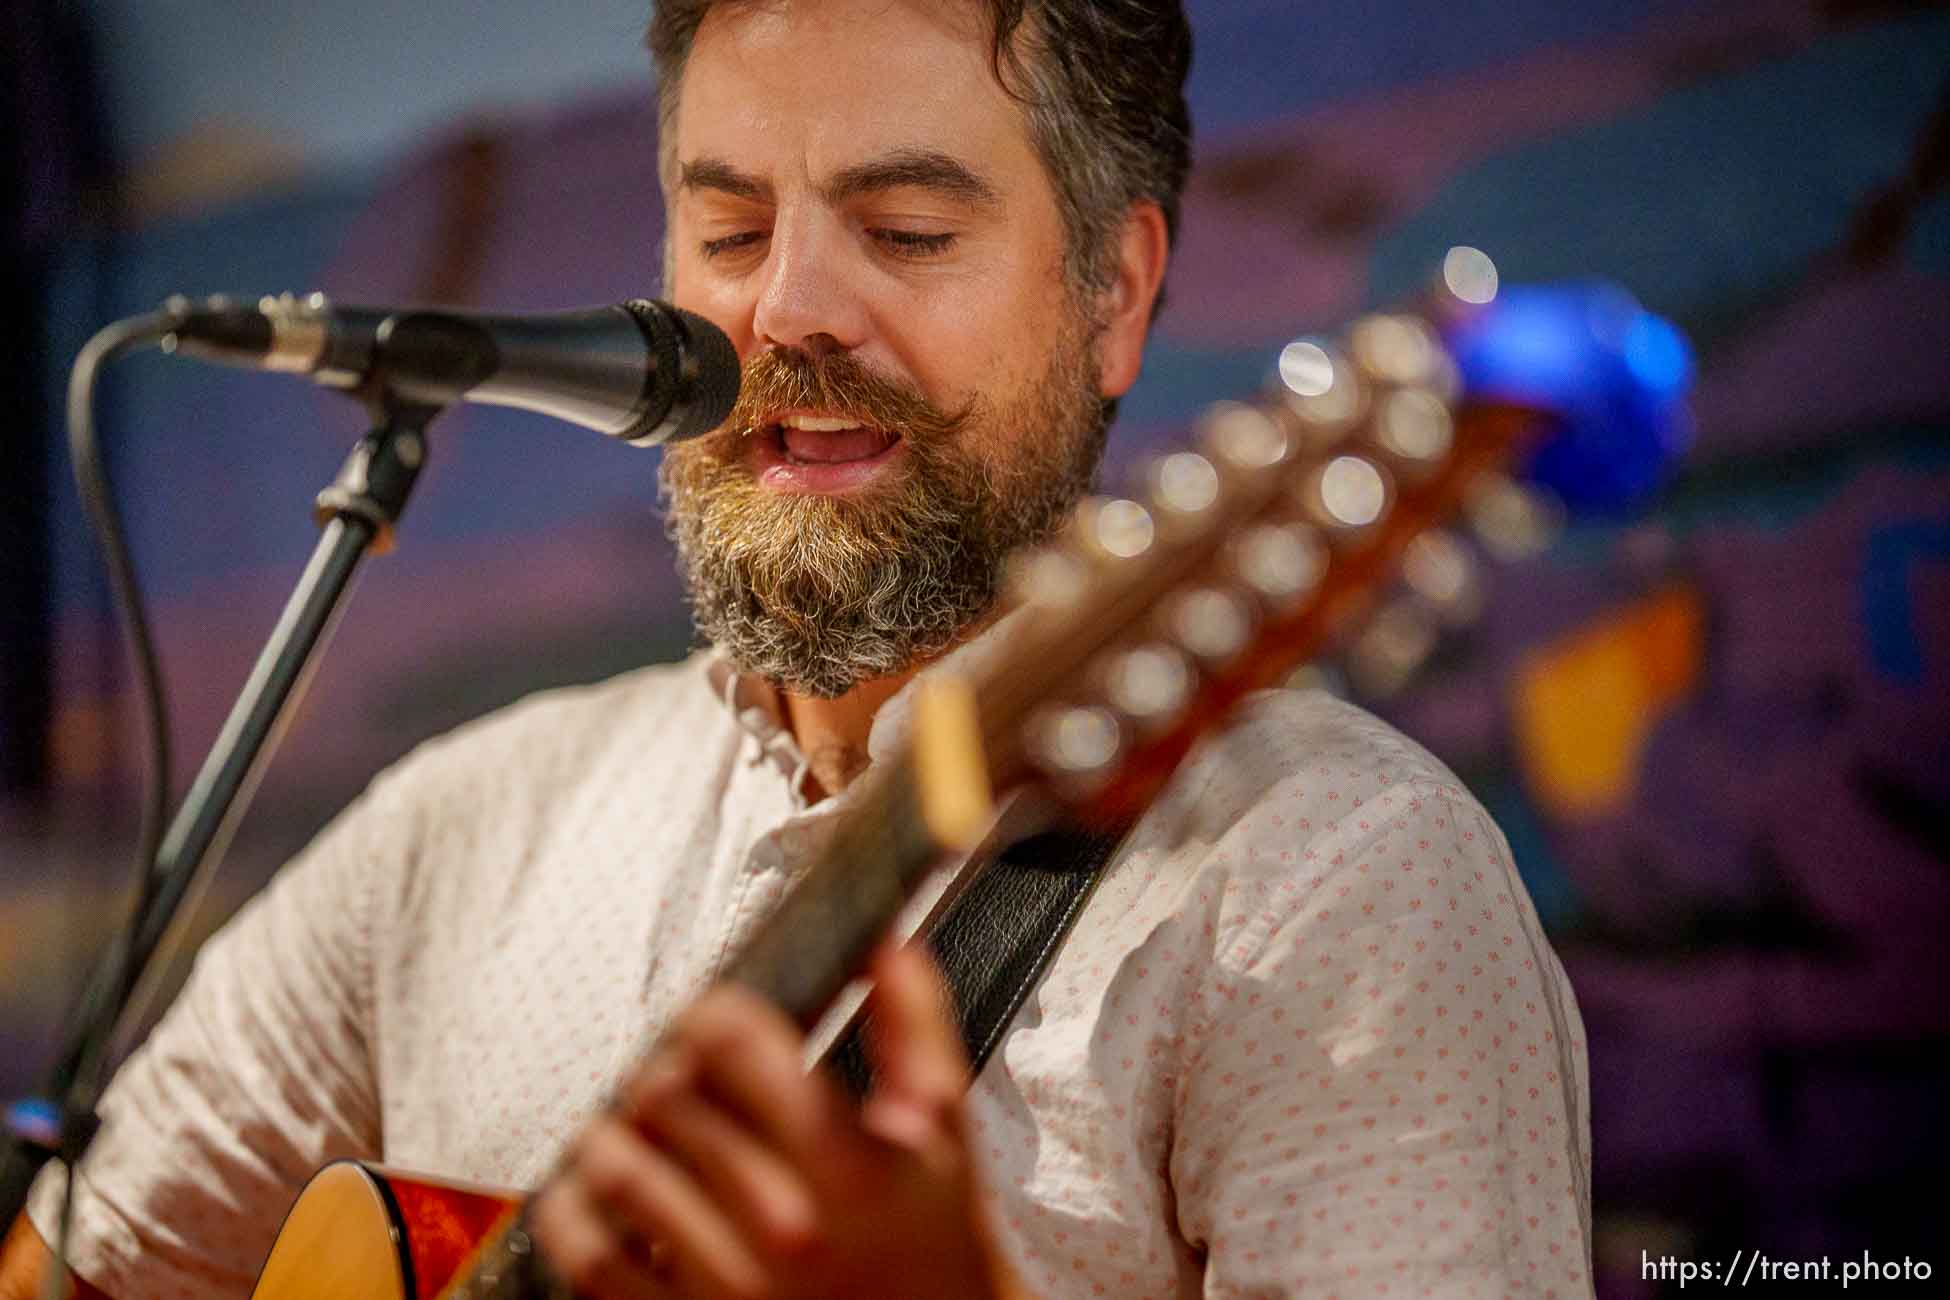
[25,775,404,1300]
[1169,781,1593,1299]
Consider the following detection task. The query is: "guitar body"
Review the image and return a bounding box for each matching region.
[252,1161,522,1300]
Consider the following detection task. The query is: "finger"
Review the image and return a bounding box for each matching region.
[573,1114,771,1300]
[674,983,857,1175]
[865,942,970,1114]
[527,1175,672,1300]
[637,1084,820,1258]
[857,944,971,1166]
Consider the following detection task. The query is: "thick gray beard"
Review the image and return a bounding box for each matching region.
[661,351,1105,699]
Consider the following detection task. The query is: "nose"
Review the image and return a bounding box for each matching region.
[750,207,871,359]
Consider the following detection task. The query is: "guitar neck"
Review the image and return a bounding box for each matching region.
[722,761,938,1025]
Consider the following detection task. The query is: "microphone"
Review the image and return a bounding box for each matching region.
[158,293,742,446]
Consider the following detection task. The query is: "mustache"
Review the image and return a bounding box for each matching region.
[725,348,973,446]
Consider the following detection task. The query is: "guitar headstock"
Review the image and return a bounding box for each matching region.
[933,249,1691,831]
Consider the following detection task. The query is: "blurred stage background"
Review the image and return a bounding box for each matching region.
[4,2,1947,1294]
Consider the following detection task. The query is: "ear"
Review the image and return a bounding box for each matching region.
[1094,200,1170,401]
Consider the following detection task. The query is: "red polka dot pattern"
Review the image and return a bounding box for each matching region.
[28,650,1590,1298]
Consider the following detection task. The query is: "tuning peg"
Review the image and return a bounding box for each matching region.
[1025,702,1125,795]
[1369,386,1455,480]
[1465,475,1564,561]
[1348,312,1444,389]
[1295,453,1393,538]
[1226,521,1327,613]
[1198,400,1292,473]
[1099,642,1197,734]
[1159,585,1258,668]
[1438,245,1499,308]
[1270,340,1366,441]
[1006,544,1090,610]
[1071,496,1158,561]
[1144,450,1222,525]
[1399,529,1482,625]
[1346,597,1440,698]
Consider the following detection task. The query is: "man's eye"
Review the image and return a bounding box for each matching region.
[700,231,766,259]
[873,229,956,258]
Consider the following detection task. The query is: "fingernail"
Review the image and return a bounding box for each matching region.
[863,1098,935,1148]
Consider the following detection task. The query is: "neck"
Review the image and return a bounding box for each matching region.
[774,606,1009,802]
[783,672,912,803]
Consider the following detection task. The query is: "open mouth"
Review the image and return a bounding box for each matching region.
[750,411,905,491]
[763,412,901,464]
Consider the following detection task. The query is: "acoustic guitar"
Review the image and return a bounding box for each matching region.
[248,255,1688,1298]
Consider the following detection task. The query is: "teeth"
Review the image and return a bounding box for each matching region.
[781,414,864,433]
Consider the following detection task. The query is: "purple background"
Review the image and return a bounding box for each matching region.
[4,3,1947,1294]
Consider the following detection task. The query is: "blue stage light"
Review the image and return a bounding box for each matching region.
[1445,283,1693,512]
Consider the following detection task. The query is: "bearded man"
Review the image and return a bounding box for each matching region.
[2,2,1593,1297]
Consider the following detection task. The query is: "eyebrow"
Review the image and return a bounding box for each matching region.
[679,148,1001,209]
[824,149,1000,207]
[679,156,769,200]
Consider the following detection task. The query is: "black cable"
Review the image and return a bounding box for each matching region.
[65,310,177,913]
[42,309,176,1291]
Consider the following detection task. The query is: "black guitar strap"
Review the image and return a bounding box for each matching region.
[822,825,1126,1100]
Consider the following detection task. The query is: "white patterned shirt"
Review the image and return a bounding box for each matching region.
[32,646,1592,1299]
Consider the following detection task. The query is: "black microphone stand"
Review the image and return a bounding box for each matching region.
[0,392,439,1242]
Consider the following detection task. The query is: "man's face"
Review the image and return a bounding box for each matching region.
[659,0,1112,698]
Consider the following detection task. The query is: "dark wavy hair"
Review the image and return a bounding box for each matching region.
[646,1,1193,300]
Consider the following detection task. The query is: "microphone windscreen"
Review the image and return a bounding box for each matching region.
[625,300,742,445]
[668,304,742,442]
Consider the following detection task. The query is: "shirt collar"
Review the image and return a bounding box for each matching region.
[701,609,1029,811]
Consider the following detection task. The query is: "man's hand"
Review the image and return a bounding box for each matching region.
[528,943,1021,1300]
[0,1215,110,1300]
